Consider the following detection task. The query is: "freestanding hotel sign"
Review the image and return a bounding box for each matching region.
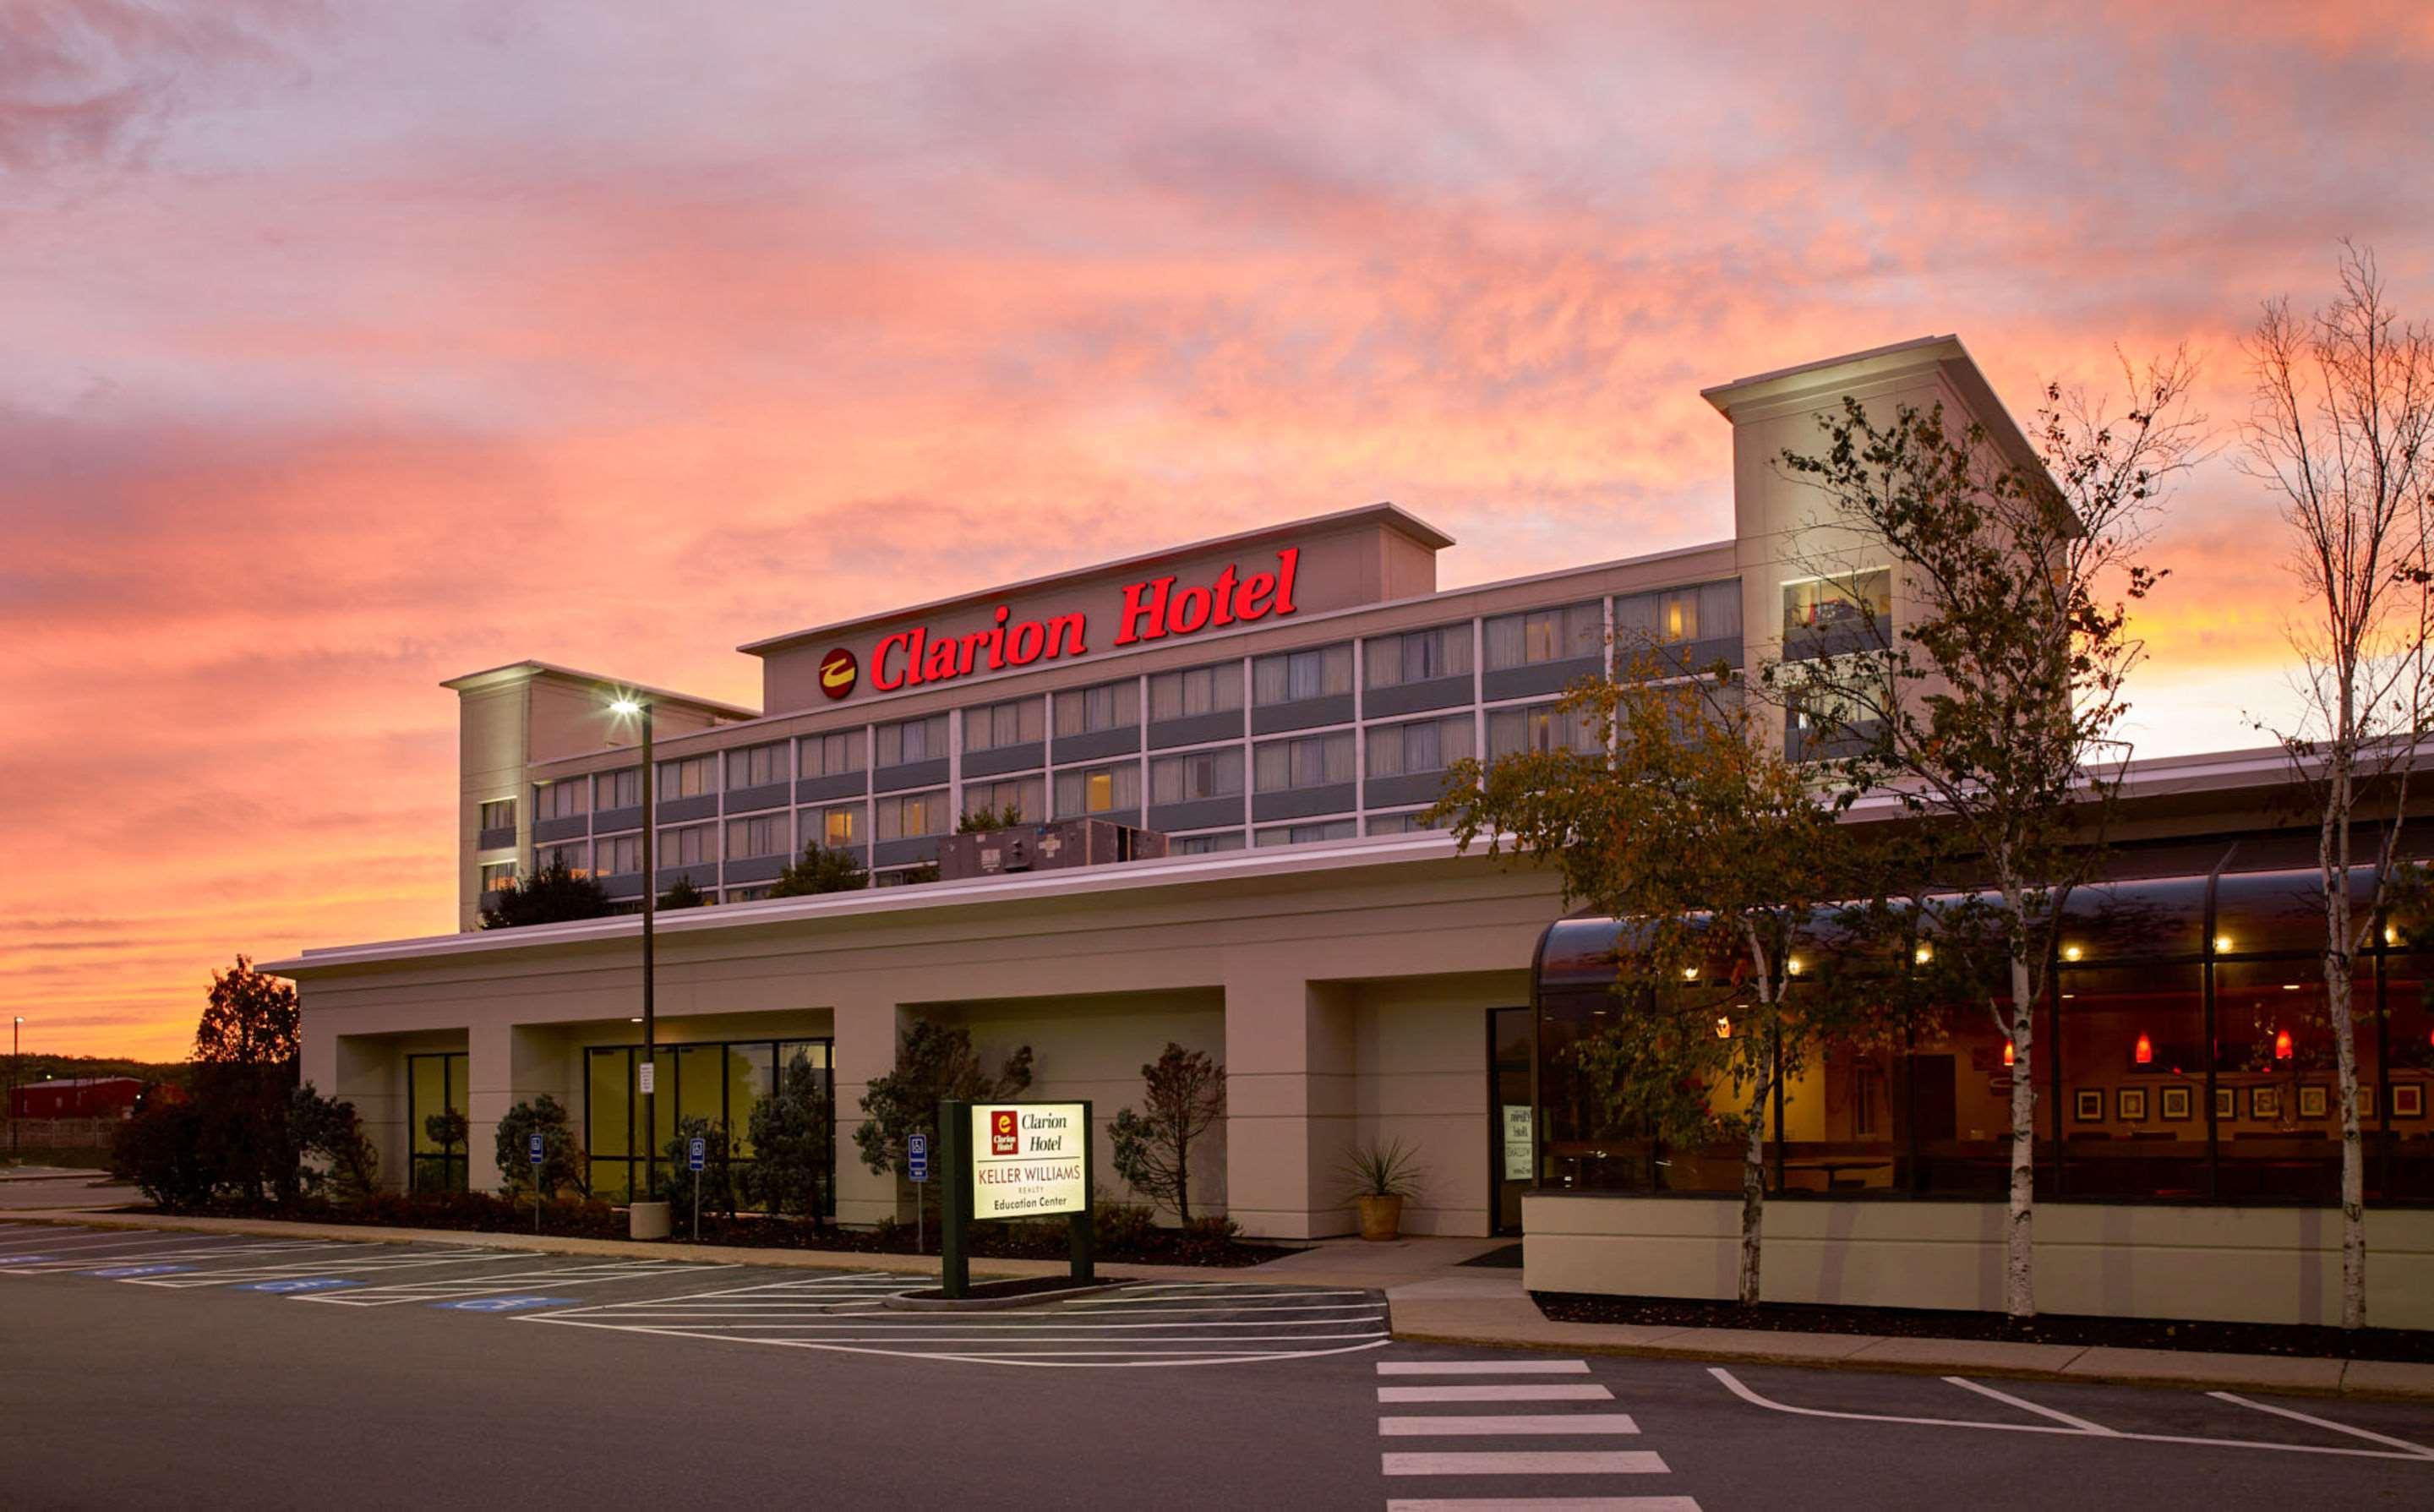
[937,1098,1096,1299]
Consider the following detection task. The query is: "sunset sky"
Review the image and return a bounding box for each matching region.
[5,2,2431,1059]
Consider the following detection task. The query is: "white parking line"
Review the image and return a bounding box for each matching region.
[296,1259,737,1306]
[1384,1499,1700,1511]
[1379,1385,1617,1404]
[1378,1361,1595,1376]
[2210,1392,2434,1456]
[5,1240,352,1274]
[1944,1376,2121,1434]
[1710,1367,2434,1463]
[1382,1453,1669,1477]
[1380,1416,1640,1437]
[126,1249,526,1288]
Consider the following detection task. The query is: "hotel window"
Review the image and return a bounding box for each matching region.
[963,697,1045,752]
[1365,625,1473,687]
[726,741,788,788]
[1365,714,1474,778]
[1055,680,1138,737]
[1482,603,1601,670]
[656,754,717,800]
[1149,663,1244,721]
[596,767,641,811]
[876,713,950,767]
[1367,811,1444,836]
[535,781,587,820]
[1054,762,1140,817]
[1486,702,1599,760]
[1614,581,1742,649]
[1253,731,1355,793]
[964,776,1044,822]
[595,834,643,876]
[480,861,517,892]
[800,729,866,778]
[729,884,775,903]
[659,824,714,868]
[1782,569,1891,639]
[1150,747,1245,805]
[1252,643,1351,704]
[876,789,949,841]
[817,804,860,848]
[538,841,589,876]
[727,815,789,860]
[1255,820,1356,848]
[1171,832,1247,855]
[872,869,933,888]
[479,799,516,831]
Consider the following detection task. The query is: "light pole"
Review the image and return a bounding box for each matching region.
[609,696,662,1234]
[8,1016,20,1158]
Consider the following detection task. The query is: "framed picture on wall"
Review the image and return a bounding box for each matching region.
[2298,1084,2329,1120]
[2117,1087,2149,1122]
[2074,1089,2104,1122]
[2397,1084,2426,1120]
[2251,1085,2284,1121]
[2357,1086,2376,1119]
[2160,1084,2192,1122]
[2215,1087,2237,1120]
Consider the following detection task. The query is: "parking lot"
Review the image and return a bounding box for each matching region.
[4,1219,2431,1509]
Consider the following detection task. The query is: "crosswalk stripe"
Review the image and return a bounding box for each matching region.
[1379,1384,1615,1404]
[1382,1490,1704,1499]
[1378,1361,1592,1376]
[1379,1415,1639,1437]
[1382,1452,1669,1476]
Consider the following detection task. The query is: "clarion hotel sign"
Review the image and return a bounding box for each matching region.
[971,1103,1089,1220]
[837,547,1305,696]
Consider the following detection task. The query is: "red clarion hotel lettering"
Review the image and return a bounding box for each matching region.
[870,548,1299,691]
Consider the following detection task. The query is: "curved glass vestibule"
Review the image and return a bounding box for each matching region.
[1531,847,2434,1208]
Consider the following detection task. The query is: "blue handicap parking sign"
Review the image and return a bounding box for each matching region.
[246,1278,362,1294]
[438,1296,576,1313]
[528,1133,545,1164]
[907,1132,929,1182]
[89,1264,190,1278]
[687,1137,706,1172]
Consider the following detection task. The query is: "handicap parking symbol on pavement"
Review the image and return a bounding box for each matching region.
[437,1296,576,1313]
[0,1254,60,1264]
[88,1264,191,1278]
[246,1278,363,1294]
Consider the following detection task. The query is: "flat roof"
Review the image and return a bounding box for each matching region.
[439,659,761,719]
[735,501,1456,658]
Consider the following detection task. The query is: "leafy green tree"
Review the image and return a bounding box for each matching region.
[194,955,298,1066]
[1767,357,2200,1318]
[855,1021,1034,1219]
[957,803,1028,833]
[191,956,302,1201]
[480,857,612,929]
[1110,1043,1225,1222]
[769,843,868,896]
[1433,657,1858,1303]
[742,1050,834,1225]
[659,876,712,909]
[494,1094,585,1198]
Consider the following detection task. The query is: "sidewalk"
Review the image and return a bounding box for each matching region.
[0,1166,110,1184]
[14,1209,2432,1402]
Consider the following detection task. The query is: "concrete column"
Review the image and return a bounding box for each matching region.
[326,1036,405,1191]
[1223,959,1356,1239]
[831,992,905,1228]
[467,1022,565,1193]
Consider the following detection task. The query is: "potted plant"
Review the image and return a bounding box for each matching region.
[1341,1138,1423,1241]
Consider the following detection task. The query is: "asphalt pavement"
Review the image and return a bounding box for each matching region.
[3,1222,2432,1509]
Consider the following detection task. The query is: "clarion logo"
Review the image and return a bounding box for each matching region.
[990,1109,1019,1156]
[817,647,859,699]
[869,547,1300,692]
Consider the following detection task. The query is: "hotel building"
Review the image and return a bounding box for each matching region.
[271,336,2434,1329]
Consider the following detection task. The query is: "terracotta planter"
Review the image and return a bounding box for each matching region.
[1355,1193,1405,1242]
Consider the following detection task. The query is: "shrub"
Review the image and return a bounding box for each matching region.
[740,1050,833,1224]
[494,1094,586,1198]
[112,1101,216,1211]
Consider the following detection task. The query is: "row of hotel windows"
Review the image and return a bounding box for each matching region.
[515,580,1772,822]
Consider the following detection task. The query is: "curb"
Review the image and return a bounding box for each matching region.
[1383,1324,2434,1406]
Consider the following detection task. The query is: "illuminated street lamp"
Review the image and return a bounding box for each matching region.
[8,1016,21,1157]
[608,695,661,1231]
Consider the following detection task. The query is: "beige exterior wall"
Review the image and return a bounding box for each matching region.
[285,846,1563,1238]
[1524,1193,2434,1330]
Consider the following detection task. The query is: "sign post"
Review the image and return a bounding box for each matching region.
[527,1132,545,1234]
[939,1097,1094,1300]
[907,1133,930,1255]
[687,1136,706,1242]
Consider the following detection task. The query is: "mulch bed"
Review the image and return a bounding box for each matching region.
[119,1197,1293,1269]
[1533,1291,2434,1364]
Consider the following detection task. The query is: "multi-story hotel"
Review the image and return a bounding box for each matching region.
[273,336,2434,1329]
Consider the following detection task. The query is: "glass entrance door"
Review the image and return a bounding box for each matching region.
[1487,1007,1534,1236]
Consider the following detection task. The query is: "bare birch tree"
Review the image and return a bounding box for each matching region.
[2241,242,2434,1332]
[1768,356,2202,1318]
